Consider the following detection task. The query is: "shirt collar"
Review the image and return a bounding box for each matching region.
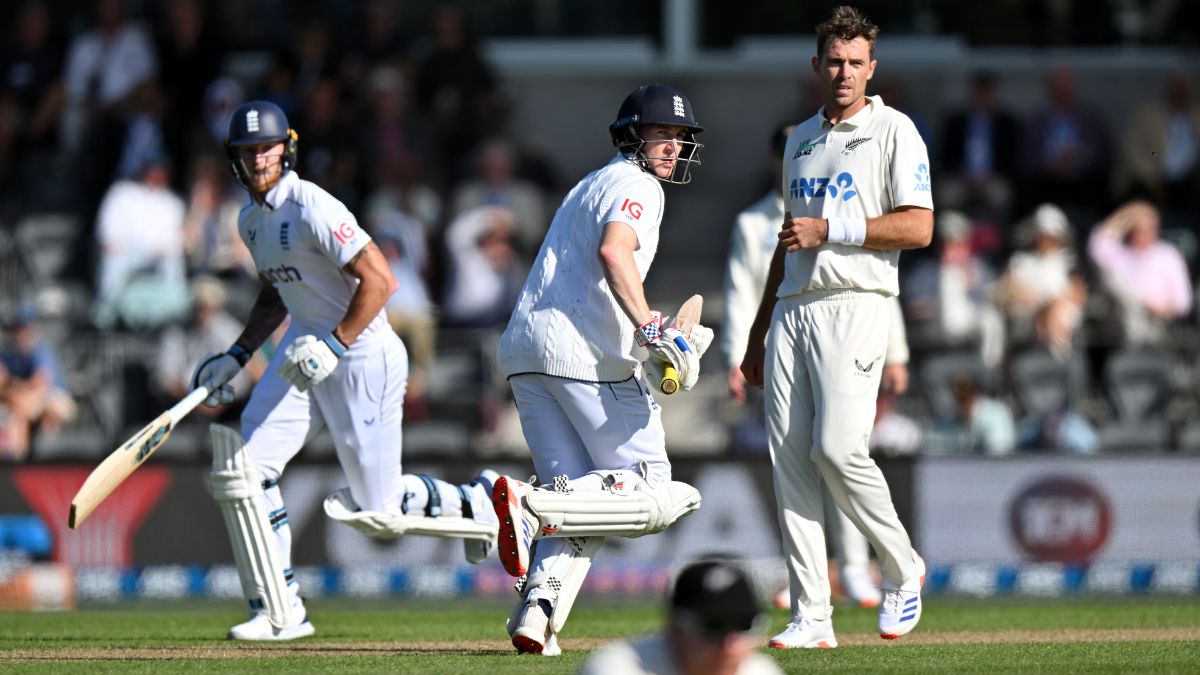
[820,95,881,130]
[262,171,297,210]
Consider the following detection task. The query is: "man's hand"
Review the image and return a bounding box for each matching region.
[880,363,909,397]
[191,345,251,407]
[728,365,747,404]
[740,339,766,388]
[280,334,346,392]
[779,216,828,251]
[644,327,701,391]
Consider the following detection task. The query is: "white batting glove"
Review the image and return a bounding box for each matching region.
[280,334,346,392]
[683,323,714,359]
[644,327,701,391]
[191,345,251,407]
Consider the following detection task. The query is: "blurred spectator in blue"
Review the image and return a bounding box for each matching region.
[201,76,243,145]
[113,79,168,181]
[938,71,1021,226]
[0,306,75,460]
[441,205,525,328]
[1022,66,1110,222]
[904,210,1004,367]
[451,138,547,255]
[993,204,1087,359]
[1017,408,1098,454]
[153,276,258,418]
[181,154,254,284]
[92,153,189,331]
[1112,72,1200,221]
[926,373,1016,456]
[0,0,65,217]
[411,2,504,188]
[1088,200,1192,345]
[153,0,223,168]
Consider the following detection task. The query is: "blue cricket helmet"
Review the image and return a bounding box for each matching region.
[609,83,704,184]
[224,101,298,189]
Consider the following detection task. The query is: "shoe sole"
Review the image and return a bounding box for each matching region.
[228,621,316,641]
[768,639,837,649]
[880,554,926,640]
[512,633,544,654]
[492,476,529,577]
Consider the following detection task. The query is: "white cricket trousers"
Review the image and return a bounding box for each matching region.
[765,290,919,621]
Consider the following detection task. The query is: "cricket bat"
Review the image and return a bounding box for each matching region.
[660,294,703,395]
[68,386,211,529]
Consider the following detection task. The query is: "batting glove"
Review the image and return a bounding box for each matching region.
[280,333,346,392]
[191,344,251,407]
[643,327,701,391]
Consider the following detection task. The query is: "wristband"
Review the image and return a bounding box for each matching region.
[322,333,348,358]
[826,216,867,246]
[633,311,663,347]
[226,344,252,367]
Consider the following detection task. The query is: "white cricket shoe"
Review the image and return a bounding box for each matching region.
[768,617,838,649]
[841,565,881,608]
[511,597,556,655]
[878,553,925,640]
[228,606,315,641]
[492,475,536,577]
[463,469,500,564]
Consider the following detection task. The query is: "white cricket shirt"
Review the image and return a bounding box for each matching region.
[499,153,665,382]
[779,95,933,298]
[238,171,388,337]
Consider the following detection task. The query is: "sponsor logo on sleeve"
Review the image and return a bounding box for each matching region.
[332,221,357,245]
[792,138,818,159]
[619,198,643,220]
[914,163,931,192]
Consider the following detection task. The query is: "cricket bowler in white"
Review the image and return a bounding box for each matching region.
[190,101,498,641]
[490,84,712,655]
[741,7,933,648]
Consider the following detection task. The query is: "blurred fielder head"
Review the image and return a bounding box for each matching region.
[667,560,765,674]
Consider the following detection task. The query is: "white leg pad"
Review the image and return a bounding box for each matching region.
[209,424,300,632]
[526,472,701,539]
[323,488,498,542]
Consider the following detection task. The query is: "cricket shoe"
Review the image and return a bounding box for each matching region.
[511,597,561,656]
[841,565,881,608]
[768,617,838,649]
[878,553,925,639]
[228,601,315,641]
[463,469,500,564]
[492,475,537,577]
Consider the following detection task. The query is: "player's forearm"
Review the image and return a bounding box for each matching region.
[747,246,785,345]
[861,207,934,251]
[334,272,394,346]
[235,282,288,353]
[600,246,653,327]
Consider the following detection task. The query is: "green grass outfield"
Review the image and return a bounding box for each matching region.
[1,596,1197,673]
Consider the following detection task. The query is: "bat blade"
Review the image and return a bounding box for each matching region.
[660,295,704,395]
[68,386,210,529]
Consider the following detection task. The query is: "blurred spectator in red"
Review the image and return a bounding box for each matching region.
[451,138,547,254]
[411,2,503,189]
[993,204,1087,358]
[92,153,188,331]
[0,306,75,460]
[1112,72,1200,219]
[441,205,525,328]
[153,0,222,167]
[1088,200,1192,345]
[1022,66,1110,221]
[153,276,258,418]
[0,0,64,216]
[903,210,1004,366]
[938,71,1021,224]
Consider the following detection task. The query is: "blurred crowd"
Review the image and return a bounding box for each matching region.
[1,1,1199,460]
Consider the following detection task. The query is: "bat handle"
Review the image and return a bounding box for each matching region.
[660,366,680,395]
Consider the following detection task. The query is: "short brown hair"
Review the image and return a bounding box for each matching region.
[816,6,879,59]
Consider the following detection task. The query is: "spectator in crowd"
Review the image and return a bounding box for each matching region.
[153,0,222,167]
[903,210,1004,366]
[938,71,1021,223]
[993,203,1087,358]
[927,373,1016,456]
[92,153,189,331]
[0,0,65,216]
[1017,407,1098,454]
[0,306,75,460]
[411,2,503,188]
[358,67,436,214]
[451,137,547,255]
[1112,72,1200,220]
[869,298,923,457]
[580,559,782,675]
[296,76,361,211]
[181,154,254,281]
[153,276,258,418]
[1022,66,1110,221]
[201,76,244,145]
[1088,199,1192,345]
[440,205,525,328]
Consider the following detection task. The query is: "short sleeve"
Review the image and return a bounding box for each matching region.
[304,198,371,267]
[889,116,935,210]
[600,177,663,241]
